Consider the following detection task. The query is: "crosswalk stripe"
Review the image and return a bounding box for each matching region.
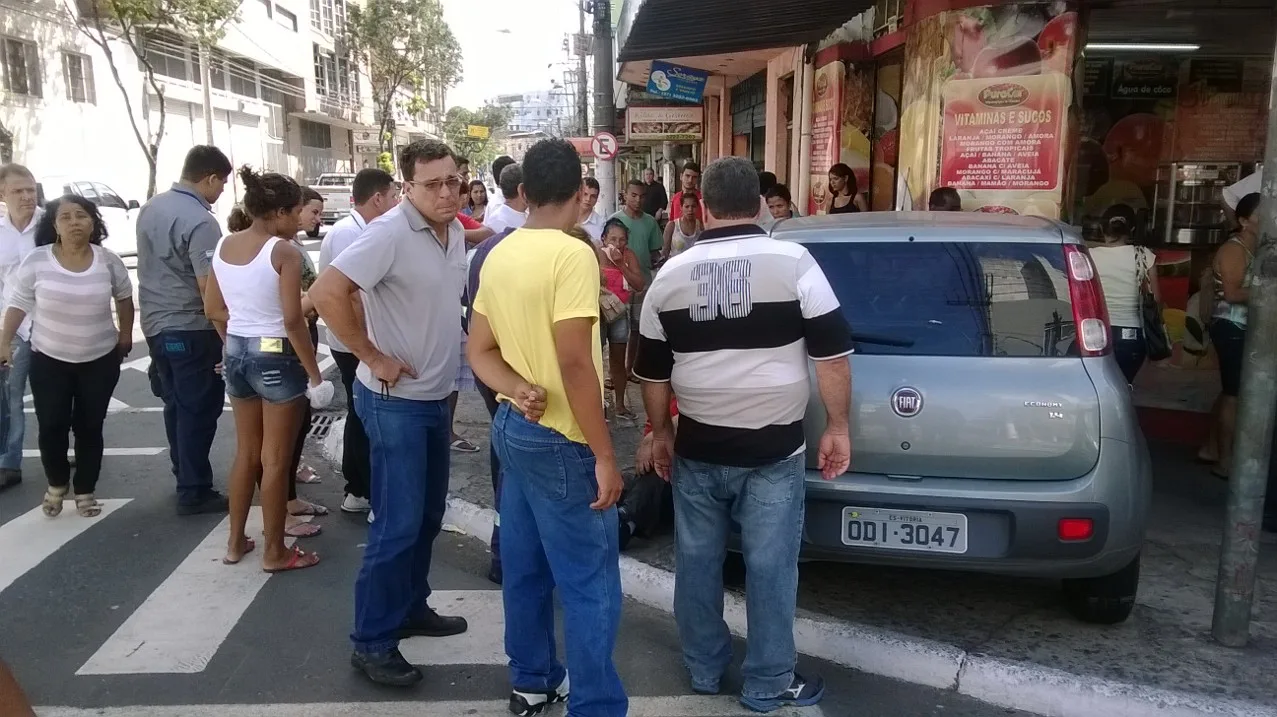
[22,448,165,458]
[35,696,821,717]
[77,507,310,675]
[0,499,131,594]
[399,590,505,666]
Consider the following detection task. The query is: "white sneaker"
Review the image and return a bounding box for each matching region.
[367,510,374,524]
[341,494,371,513]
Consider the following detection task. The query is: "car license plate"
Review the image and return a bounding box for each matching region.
[840,507,968,554]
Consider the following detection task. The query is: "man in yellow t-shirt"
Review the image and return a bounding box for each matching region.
[467,138,627,717]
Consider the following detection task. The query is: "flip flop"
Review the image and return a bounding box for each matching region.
[263,546,320,574]
[284,522,323,538]
[289,500,329,516]
[222,537,257,565]
[296,465,322,484]
[451,438,480,453]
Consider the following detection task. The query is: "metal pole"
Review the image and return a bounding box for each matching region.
[577,2,590,136]
[1212,43,1277,647]
[592,0,616,216]
[199,43,215,144]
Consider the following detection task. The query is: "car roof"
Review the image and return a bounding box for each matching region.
[771,211,1071,244]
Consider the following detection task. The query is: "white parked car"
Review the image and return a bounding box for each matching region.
[37,178,140,257]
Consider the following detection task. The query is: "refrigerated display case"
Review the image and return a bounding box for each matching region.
[1151,162,1242,246]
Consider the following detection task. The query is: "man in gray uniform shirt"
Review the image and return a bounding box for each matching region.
[136,145,233,515]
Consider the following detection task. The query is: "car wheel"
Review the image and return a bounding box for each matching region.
[723,551,746,587]
[1062,553,1140,624]
[306,226,320,239]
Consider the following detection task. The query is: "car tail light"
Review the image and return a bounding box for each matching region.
[1063,244,1111,356]
[1058,517,1094,541]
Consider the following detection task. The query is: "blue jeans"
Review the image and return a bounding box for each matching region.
[672,453,805,700]
[351,382,450,654]
[146,329,225,505]
[0,337,31,471]
[492,403,627,717]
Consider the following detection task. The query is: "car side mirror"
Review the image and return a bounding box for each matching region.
[128,199,140,210]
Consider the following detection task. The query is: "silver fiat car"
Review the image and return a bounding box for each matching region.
[776,212,1152,625]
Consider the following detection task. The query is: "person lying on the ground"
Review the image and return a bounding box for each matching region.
[0,657,36,716]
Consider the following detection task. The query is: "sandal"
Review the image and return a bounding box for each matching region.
[451,438,480,453]
[264,546,320,574]
[74,494,102,518]
[42,486,68,517]
[615,408,637,422]
[289,500,329,517]
[284,522,322,538]
[295,465,322,484]
[222,537,257,565]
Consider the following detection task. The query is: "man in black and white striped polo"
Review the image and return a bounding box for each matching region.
[634,156,853,713]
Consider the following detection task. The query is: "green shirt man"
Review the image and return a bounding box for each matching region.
[610,187,663,286]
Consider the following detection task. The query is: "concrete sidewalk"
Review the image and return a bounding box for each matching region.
[316,385,1277,717]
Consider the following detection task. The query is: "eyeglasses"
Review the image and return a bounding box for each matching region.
[407,176,464,195]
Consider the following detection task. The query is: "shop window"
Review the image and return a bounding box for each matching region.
[300,119,332,149]
[1,37,41,98]
[62,52,95,104]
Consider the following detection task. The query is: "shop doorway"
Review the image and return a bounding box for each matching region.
[731,71,767,168]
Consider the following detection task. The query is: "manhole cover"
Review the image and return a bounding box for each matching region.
[308,413,337,440]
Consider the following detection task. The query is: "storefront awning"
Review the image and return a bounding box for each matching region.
[615,0,870,63]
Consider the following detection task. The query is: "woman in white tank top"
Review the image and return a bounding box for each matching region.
[203,167,327,572]
[1087,205,1161,383]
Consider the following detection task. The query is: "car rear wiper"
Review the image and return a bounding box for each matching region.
[851,332,916,348]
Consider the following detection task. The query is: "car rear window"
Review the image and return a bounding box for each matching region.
[806,241,1076,357]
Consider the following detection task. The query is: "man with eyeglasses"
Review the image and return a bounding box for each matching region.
[311,139,472,688]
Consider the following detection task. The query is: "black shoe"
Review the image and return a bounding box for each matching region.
[739,672,825,713]
[487,564,503,586]
[0,469,20,491]
[350,648,422,687]
[509,673,569,716]
[396,608,468,638]
[177,492,230,516]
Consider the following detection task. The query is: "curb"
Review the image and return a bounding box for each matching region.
[320,417,1276,717]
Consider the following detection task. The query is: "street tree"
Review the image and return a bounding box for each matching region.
[346,0,462,156]
[443,105,513,175]
[68,0,241,197]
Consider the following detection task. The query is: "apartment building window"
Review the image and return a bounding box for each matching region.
[257,0,272,17]
[228,58,258,98]
[1,37,41,98]
[144,42,189,82]
[313,43,332,96]
[309,0,343,35]
[62,52,95,104]
[276,7,298,31]
[299,119,331,149]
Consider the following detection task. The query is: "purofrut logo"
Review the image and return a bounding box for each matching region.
[978,83,1028,109]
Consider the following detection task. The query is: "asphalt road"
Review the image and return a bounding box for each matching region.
[0,248,1033,716]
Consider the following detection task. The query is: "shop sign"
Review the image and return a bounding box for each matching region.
[1173,58,1270,161]
[1082,58,1112,98]
[940,73,1067,192]
[646,61,709,104]
[807,60,846,214]
[626,106,704,141]
[467,125,490,139]
[1111,58,1177,100]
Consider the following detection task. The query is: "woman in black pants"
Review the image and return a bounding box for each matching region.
[0,195,133,518]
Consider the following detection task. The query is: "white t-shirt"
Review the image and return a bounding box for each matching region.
[580,211,604,245]
[483,202,526,234]
[318,210,369,353]
[0,207,41,340]
[1091,244,1151,328]
[1222,171,1262,210]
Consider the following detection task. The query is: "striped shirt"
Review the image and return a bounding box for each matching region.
[9,245,133,363]
[634,224,853,467]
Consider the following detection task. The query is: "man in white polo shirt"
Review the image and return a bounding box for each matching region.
[317,167,398,515]
[0,164,41,492]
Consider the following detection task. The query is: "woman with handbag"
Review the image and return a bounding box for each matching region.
[1089,204,1163,383]
[599,218,645,421]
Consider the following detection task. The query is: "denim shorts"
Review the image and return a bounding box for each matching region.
[223,334,308,404]
[605,314,629,344]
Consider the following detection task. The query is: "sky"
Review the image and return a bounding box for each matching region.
[442,0,583,110]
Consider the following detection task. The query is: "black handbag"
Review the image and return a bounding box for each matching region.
[1137,247,1172,361]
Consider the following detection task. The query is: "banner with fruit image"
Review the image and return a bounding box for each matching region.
[808,59,845,215]
[898,2,1080,217]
